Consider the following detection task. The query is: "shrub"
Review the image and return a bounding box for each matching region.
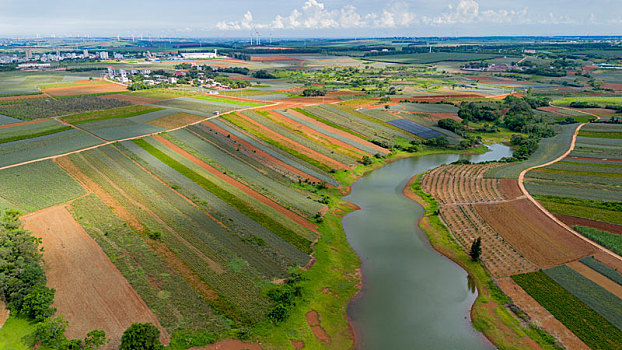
[120,323,163,350]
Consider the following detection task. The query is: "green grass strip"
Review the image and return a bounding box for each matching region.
[190,95,266,107]
[61,105,162,124]
[557,161,622,169]
[0,126,72,144]
[578,131,622,139]
[534,167,622,178]
[132,138,312,254]
[512,271,622,350]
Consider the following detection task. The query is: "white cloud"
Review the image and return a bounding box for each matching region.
[216,1,416,31]
[426,0,527,25]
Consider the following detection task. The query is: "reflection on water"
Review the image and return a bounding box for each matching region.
[344,145,511,350]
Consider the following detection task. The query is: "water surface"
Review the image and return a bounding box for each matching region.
[344,145,511,349]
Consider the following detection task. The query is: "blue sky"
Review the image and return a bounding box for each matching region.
[1,0,620,38]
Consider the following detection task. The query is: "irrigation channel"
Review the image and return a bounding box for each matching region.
[344,144,512,350]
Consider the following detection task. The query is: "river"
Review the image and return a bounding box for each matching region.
[344,144,512,350]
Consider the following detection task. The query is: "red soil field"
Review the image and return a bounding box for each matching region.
[0,94,48,102]
[473,199,595,268]
[554,213,622,235]
[423,112,461,122]
[306,310,330,344]
[190,340,261,350]
[23,205,168,348]
[147,112,205,129]
[201,120,325,184]
[232,112,349,170]
[152,134,318,231]
[601,82,622,92]
[266,110,370,158]
[498,179,524,199]
[42,83,127,97]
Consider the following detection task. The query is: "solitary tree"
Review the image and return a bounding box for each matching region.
[120,323,162,350]
[470,237,482,262]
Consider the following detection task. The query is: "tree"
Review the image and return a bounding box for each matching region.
[84,330,108,349]
[120,323,162,350]
[470,237,482,262]
[33,316,68,348]
[360,155,373,166]
[20,285,55,322]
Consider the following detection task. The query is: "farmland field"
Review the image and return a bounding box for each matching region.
[365,52,504,64]
[0,160,85,212]
[60,105,162,124]
[512,271,622,350]
[0,95,132,120]
[0,119,71,144]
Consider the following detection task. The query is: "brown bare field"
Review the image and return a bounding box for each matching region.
[42,83,126,97]
[498,179,524,199]
[496,278,590,350]
[231,112,349,170]
[200,121,325,184]
[567,261,622,299]
[250,56,303,62]
[23,205,168,348]
[147,112,205,129]
[422,164,537,276]
[473,199,595,268]
[424,112,461,122]
[0,94,47,102]
[554,213,622,235]
[579,108,617,115]
[153,134,318,231]
[99,93,163,105]
[601,82,622,92]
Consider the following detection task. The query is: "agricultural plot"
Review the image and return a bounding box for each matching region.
[573,226,622,256]
[544,265,622,330]
[387,119,444,139]
[23,205,168,347]
[389,103,459,113]
[189,95,267,107]
[365,52,503,64]
[486,123,581,179]
[303,105,411,144]
[79,118,164,141]
[512,271,622,350]
[0,95,131,120]
[69,193,227,334]
[421,164,537,277]
[65,146,303,325]
[535,195,622,226]
[580,257,622,286]
[42,82,127,97]
[0,160,85,212]
[241,110,357,166]
[152,98,236,116]
[0,129,104,167]
[357,108,400,122]
[0,114,21,125]
[203,119,338,186]
[145,112,205,129]
[0,119,70,144]
[60,105,163,125]
[164,128,325,217]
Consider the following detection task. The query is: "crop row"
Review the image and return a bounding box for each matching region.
[153,98,236,116]
[0,119,71,144]
[544,264,622,330]
[422,164,506,204]
[79,118,164,141]
[0,160,85,212]
[440,204,536,277]
[221,112,344,173]
[528,168,622,187]
[133,138,314,253]
[326,104,414,139]
[525,179,622,202]
[512,270,622,350]
[68,193,223,333]
[579,256,622,286]
[242,110,356,166]
[68,146,279,324]
[534,195,622,226]
[0,95,131,120]
[0,129,103,167]
[60,105,161,124]
[189,95,266,107]
[570,143,622,160]
[573,225,622,256]
[205,119,338,186]
[164,128,325,217]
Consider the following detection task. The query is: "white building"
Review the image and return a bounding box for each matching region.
[180,49,219,59]
[99,51,109,60]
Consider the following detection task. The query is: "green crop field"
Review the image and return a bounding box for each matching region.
[512,270,622,350]
[0,160,85,212]
[365,52,504,65]
[534,195,622,225]
[580,257,622,286]
[190,95,267,107]
[544,265,622,330]
[0,119,71,144]
[60,105,162,124]
[552,96,622,107]
[573,226,622,255]
[0,95,131,120]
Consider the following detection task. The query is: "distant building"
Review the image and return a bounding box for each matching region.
[99,51,109,60]
[180,49,219,59]
[24,49,32,60]
[83,49,89,57]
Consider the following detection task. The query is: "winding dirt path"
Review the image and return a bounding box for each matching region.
[517,110,622,265]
